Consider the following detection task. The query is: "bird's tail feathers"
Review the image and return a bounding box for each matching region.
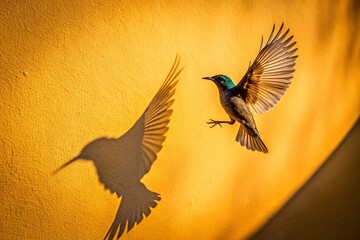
[236,124,268,153]
[104,182,161,240]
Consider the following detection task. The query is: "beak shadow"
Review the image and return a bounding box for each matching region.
[52,156,80,176]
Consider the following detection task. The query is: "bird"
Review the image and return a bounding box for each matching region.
[203,24,298,153]
[53,55,182,239]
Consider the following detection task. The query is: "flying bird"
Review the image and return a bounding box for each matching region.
[203,24,298,153]
[54,55,182,239]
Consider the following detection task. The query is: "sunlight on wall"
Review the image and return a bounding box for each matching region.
[1,0,359,239]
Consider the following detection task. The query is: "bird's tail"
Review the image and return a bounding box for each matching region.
[236,124,268,153]
[104,182,161,240]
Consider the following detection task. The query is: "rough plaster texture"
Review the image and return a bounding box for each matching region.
[250,120,360,239]
[0,0,359,239]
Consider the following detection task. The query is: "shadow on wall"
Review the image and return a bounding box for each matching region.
[54,55,182,239]
[249,118,360,240]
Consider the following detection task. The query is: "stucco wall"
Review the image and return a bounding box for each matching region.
[1,0,359,239]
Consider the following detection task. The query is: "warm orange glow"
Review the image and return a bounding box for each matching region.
[1,0,359,239]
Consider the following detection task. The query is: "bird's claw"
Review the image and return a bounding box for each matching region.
[207,119,222,128]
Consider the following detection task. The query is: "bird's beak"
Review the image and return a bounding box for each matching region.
[202,76,214,81]
[52,156,81,175]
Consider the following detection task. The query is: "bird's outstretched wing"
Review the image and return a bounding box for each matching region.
[236,23,298,114]
[139,55,182,176]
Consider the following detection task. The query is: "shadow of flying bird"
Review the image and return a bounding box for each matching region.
[203,24,298,153]
[54,55,182,239]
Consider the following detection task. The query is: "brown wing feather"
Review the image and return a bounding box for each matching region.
[237,23,298,114]
[140,54,182,176]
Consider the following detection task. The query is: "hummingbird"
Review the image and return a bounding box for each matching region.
[203,24,298,153]
[54,55,182,239]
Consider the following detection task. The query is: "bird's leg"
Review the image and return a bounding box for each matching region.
[207,118,235,128]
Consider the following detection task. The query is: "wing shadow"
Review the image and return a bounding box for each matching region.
[54,55,182,239]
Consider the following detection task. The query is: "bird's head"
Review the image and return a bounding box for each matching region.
[53,138,109,175]
[202,74,235,91]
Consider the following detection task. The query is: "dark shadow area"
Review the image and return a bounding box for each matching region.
[249,118,360,240]
[54,55,182,239]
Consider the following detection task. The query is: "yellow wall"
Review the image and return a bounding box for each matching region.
[1,0,359,239]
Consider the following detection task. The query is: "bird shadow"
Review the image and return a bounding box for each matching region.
[54,55,182,239]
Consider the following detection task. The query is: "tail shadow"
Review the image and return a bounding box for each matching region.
[54,55,182,239]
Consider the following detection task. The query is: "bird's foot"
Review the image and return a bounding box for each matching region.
[207,118,235,128]
[207,119,223,128]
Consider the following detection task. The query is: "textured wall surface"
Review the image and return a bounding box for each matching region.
[1,0,359,239]
[251,120,360,239]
